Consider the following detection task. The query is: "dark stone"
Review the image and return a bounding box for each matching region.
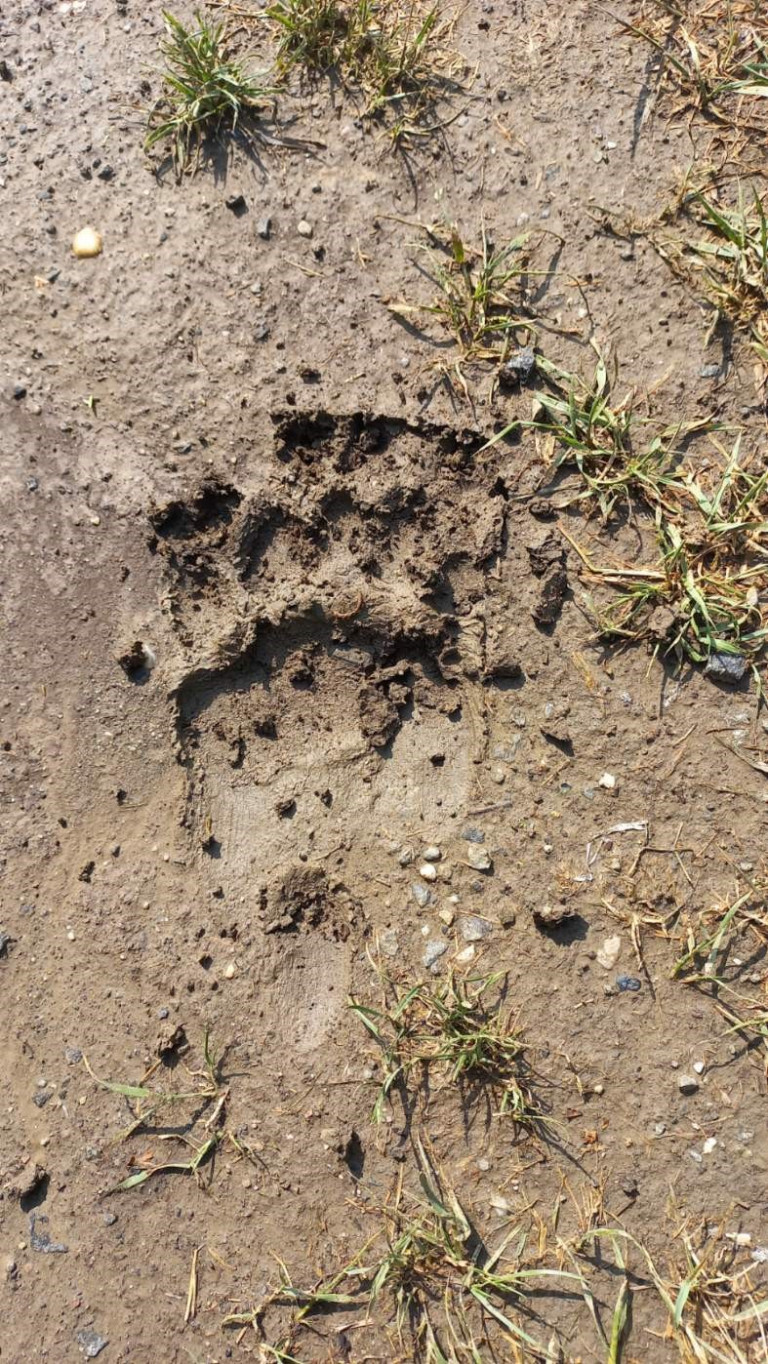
[501,346,536,385]
[704,652,748,686]
[225,194,247,217]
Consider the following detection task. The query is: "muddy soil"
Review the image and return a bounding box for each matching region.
[1,1,767,1361]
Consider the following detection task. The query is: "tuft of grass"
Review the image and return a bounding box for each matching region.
[265,0,461,143]
[389,223,543,393]
[521,350,708,521]
[349,966,545,1128]
[146,10,275,175]
[85,1030,262,1195]
[622,2,768,127]
[655,184,768,366]
[234,1140,588,1360]
[498,352,768,677]
[584,1222,768,1364]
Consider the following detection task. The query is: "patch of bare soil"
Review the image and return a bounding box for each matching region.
[1,2,768,1362]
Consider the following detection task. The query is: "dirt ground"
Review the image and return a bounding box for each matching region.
[2,0,768,1360]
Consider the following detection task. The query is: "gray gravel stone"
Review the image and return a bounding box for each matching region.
[423,939,448,969]
[704,652,748,685]
[459,915,492,942]
[76,1329,109,1359]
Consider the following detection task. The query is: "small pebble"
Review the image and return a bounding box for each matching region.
[704,652,748,685]
[599,771,617,789]
[423,939,448,969]
[422,845,441,862]
[459,915,492,943]
[419,863,437,882]
[297,219,313,238]
[257,217,272,239]
[597,935,621,970]
[411,882,431,908]
[678,1075,700,1095]
[379,928,399,957]
[616,975,641,992]
[76,1328,108,1359]
[692,1061,705,1074]
[462,827,484,843]
[466,845,492,872]
[398,847,414,867]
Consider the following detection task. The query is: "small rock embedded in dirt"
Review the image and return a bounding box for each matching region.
[540,701,572,749]
[678,1074,700,1095]
[419,863,437,881]
[7,1163,47,1203]
[459,915,492,942]
[78,861,95,883]
[501,346,536,384]
[466,845,492,872]
[597,935,621,970]
[378,928,399,957]
[297,219,313,238]
[103,1212,118,1226]
[704,652,748,686]
[532,903,574,930]
[462,827,485,844]
[0,929,11,957]
[422,845,441,862]
[117,639,155,681]
[455,945,475,964]
[72,226,103,258]
[65,1046,83,1064]
[498,905,517,927]
[616,975,641,992]
[411,882,431,908]
[29,1213,68,1254]
[699,363,720,378]
[156,1023,186,1059]
[257,216,272,239]
[76,1329,109,1359]
[225,193,247,216]
[398,847,414,867]
[424,939,448,969]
